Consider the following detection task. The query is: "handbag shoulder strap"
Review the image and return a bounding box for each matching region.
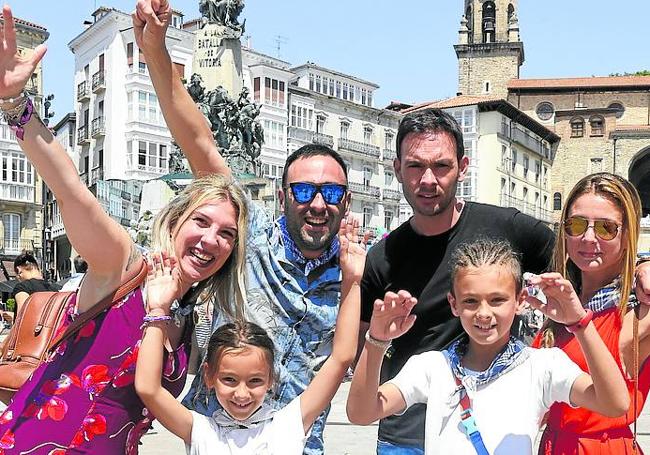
[454,376,490,455]
[49,257,148,352]
[633,304,640,452]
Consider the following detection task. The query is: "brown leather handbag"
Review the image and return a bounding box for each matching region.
[0,258,147,401]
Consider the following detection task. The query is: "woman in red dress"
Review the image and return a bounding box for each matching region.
[534,172,649,454]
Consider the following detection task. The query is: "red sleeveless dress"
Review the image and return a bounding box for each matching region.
[532,307,650,454]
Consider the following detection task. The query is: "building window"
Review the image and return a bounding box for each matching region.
[133,140,169,173]
[384,131,394,150]
[253,77,260,102]
[263,120,285,149]
[522,186,528,202]
[264,78,285,107]
[136,91,163,125]
[483,81,491,94]
[482,1,496,43]
[501,145,508,168]
[553,192,562,210]
[590,157,603,173]
[363,206,372,228]
[510,182,516,196]
[315,75,321,93]
[608,102,625,119]
[308,73,314,91]
[127,42,134,70]
[316,115,326,134]
[536,102,554,121]
[1,151,34,186]
[511,149,517,173]
[363,126,373,144]
[340,121,349,140]
[138,48,147,74]
[385,171,394,186]
[590,116,604,136]
[534,160,541,183]
[384,210,394,230]
[335,80,341,98]
[2,213,21,251]
[570,117,584,138]
[290,105,313,130]
[452,108,476,134]
[363,166,373,186]
[523,155,529,178]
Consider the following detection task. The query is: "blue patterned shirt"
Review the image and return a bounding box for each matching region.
[182,201,341,455]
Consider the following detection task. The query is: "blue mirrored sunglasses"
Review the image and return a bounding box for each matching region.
[288,182,347,205]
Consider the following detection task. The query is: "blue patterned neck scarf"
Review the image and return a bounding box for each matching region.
[443,336,529,391]
[584,277,638,314]
[278,216,340,275]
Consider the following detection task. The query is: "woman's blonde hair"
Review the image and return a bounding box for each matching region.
[150,174,249,320]
[540,172,641,347]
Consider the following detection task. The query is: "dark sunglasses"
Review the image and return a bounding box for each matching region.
[288,182,347,205]
[563,216,621,241]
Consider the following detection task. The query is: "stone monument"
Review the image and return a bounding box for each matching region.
[171,0,263,177]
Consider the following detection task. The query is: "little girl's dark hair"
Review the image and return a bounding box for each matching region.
[205,320,276,376]
[449,238,523,295]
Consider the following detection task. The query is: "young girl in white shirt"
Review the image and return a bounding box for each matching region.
[135,219,367,454]
[347,238,630,455]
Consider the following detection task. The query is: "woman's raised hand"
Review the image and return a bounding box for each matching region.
[525,272,587,325]
[368,290,418,342]
[146,251,185,315]
[338,217,368,284]
[0,5,46,99]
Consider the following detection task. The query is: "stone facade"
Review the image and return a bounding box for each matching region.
[457,51,521,98]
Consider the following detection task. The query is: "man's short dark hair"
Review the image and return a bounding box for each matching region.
[14,253,39,274]
[396,108,465,161]
[73,255,88,274]
[281,144,348,188]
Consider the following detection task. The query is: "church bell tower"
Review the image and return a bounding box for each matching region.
[454,0,524,98]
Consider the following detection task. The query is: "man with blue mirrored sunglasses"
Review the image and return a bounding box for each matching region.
[128,14,352,450]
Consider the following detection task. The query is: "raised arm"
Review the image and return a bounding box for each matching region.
[135,252,193,443]
[527,273,630,417]
[347,290,418,425]
[298,219,366,433]
[0,5,132,310]
[133,0,230,178]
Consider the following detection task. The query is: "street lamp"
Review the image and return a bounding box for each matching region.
[43,94,55,126]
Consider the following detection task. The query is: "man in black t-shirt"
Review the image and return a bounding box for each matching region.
[12,253,60,317]
[359,108,555,454]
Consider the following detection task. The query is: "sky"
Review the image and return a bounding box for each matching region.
[13,1,650,120]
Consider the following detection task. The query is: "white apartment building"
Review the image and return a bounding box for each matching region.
[401,95,559,223]
[67,7,192,230]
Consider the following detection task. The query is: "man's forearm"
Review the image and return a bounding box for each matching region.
[145,45,230,178]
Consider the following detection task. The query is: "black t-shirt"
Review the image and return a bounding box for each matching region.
[12,278,61,315]
[360,202,555,447]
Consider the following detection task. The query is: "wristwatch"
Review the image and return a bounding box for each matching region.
[565,309,594,333]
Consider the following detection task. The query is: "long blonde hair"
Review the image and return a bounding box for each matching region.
[150,174,249,321]
[540,172,641,347]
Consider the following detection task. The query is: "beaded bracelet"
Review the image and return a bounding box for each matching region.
[2,96,34,141]
[365,330,392,352]
[0,90,28,106]
[141,314,172,329]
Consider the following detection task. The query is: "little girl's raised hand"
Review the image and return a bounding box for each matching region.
[146,251,184,315]
[369,290,418,342]
[338,218,368,284]
[525,272,586,325]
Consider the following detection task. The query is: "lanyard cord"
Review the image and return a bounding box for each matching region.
[454,376,490,455]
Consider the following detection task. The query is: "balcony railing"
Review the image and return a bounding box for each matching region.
[92,70,106,92]
[77,125,90,145]
[501,121,551,159]
[338,138,380,159]
[91,117,105,137]
[79,172,88,186]
[0,237,35,256]
[0,182,34,203]
[90,166,104,185]
[383,188,402,202]
[349,182,381,198]
[500,194,553,223]
[288,126,313,142]
[383,149,396,162]
[77,81,90,102]
[313,132,334,147]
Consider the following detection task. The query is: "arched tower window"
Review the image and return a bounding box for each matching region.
[553,192,562,211]
[466,5,473,44]
[482,1,496,43]
[507,3,515,23]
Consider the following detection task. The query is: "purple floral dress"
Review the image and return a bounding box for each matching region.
[0,285,190,454]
